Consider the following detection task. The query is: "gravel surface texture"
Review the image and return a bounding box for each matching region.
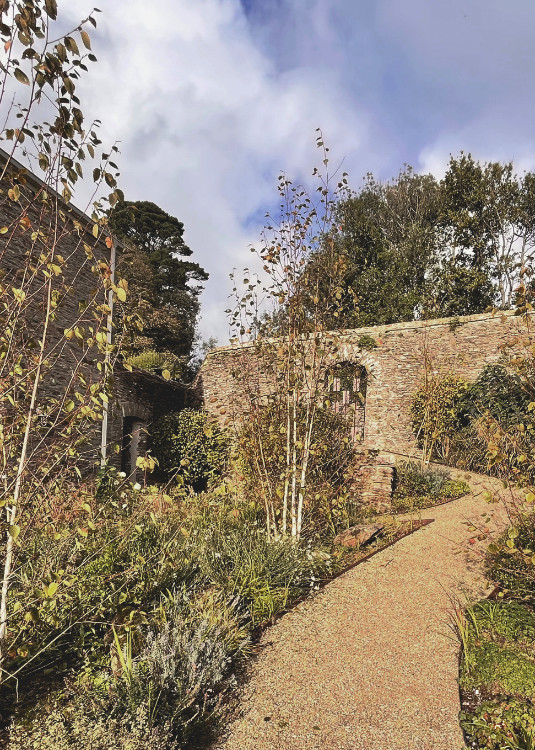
[215,473,517,750]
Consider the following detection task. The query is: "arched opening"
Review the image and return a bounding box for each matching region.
[325,362,367,441]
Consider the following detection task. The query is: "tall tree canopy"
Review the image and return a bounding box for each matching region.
[302,155,535,331]
[110,200,208,359]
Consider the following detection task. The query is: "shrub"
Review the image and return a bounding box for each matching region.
[392,460,468,511]
[460,640,535,697]
[463,364,531,429]
[410,364,535,477]
[7,691,179,750]
[486,515,535,604]
[126,349,187,380]
[469,600,535,644]
[197,521,334,625]
[151,409,228,487]
[410,374,469,460]
[357,334,377,350]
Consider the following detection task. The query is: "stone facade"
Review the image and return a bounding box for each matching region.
[199,311,531,454]
[197,311,534,504]
[108,368,187,477]
[0,148,188,475]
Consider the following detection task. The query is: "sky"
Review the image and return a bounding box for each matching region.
[60,0,535,346]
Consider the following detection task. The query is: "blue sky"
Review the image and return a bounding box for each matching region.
[65,0,535,344]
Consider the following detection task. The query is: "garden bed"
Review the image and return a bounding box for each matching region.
[457,514,535,748]
[392,459,470,513]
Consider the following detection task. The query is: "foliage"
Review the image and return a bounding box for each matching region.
[357,334,378,350]
[125,349,187,380]
[410,374,469,460]
[461,640,535,697]
[7,693,178,750]
[150,409,227,487]
[486,515,535,605]
[0,0,136,678]
[299,155,535,332]
[409,363,534,475]
[110,200,208,359]
[197,520,334,625]
[463,365,531,429]
[460,699,535,750]
[392,460,469,512]
[439,154,535,311]
[458,549,535,748]
[306,167,442,329]
[3,477,340,744]
[236,402,355,539]
[228,133,353,540]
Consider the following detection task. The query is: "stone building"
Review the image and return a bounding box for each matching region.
[0,148,187,476]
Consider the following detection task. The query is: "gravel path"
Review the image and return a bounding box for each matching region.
[216,475,517,750]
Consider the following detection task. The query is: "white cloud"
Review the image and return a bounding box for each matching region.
[64,0,366,345]
[55,0,535,343]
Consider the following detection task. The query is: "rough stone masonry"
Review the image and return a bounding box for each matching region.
[196,311,533,506]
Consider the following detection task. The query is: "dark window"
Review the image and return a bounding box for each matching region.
[325,362,367,441]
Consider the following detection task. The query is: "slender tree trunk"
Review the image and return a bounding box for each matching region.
[0,273,53,665]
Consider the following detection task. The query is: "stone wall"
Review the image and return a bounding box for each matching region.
[198,310,533,458]
[0,150,191,474]
[0,151,116,471]
[108,368,187,476]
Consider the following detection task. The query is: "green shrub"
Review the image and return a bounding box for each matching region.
[197,521,334,625]
[463,364,531,429]
[392,460,468,511]
[486,515,535,604]
[125,349,186,380]
[410,364,534,477]
[357,334,377,350]
[410,374,469,460]
[151,409,228,487]
[7,692,178,750]
[469,601,535,644]
[461,640,535,697]
[460,699,535,750]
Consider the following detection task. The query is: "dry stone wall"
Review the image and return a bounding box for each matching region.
[198,311,533,459]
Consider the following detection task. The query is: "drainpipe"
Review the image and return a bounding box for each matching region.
[100,236,116,467]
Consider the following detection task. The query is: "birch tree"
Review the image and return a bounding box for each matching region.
[0,0,128,679]
[229,135,353,541]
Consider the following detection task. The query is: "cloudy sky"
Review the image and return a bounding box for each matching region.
[63,0,535,345]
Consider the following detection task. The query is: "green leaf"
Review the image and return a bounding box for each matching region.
[116,287,127,303]
[46,581,58,597]
[8,524,20,541]
[162,369,171,381]
[14,68,30,86]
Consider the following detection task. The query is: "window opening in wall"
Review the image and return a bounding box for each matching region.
[121,417,145,479]
[325,362,367,441]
